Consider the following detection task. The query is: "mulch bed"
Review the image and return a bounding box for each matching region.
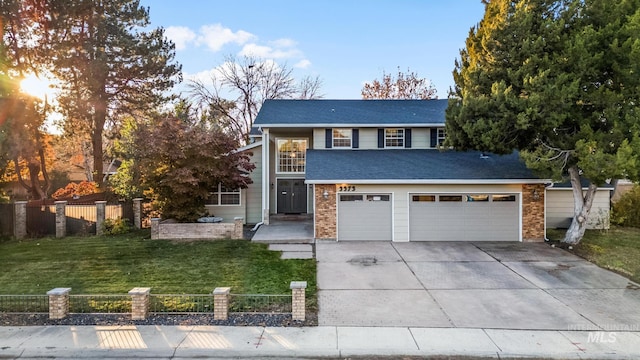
[0,312,318,327]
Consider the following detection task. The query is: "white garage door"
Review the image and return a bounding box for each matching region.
[338,194,392,241]
[409,194,519,241]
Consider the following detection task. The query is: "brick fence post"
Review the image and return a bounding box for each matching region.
[55,201,67,238]
[150,218,160,240]
[13,201,27,239]
[95,201,107,236]
[133,198,143,229]
[47,287,71,319]
[290,281,307,321]
[213,287,231,320]
[129,287,151,320]
[233,217,244,239]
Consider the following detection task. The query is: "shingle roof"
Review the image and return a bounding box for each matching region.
[305,149,542,183]
[253,99,448,127]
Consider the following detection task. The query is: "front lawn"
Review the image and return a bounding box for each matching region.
[547,226,640,284]
[0,230,316,298]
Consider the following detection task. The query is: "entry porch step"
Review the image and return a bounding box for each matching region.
[268,244,314,260]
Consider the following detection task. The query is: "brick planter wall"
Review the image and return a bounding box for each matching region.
[151,217,244,240]
[314,184,336,240]
[522,184,545,242]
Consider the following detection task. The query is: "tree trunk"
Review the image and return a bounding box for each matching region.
[92,105,106,186]
[563,165,598,244]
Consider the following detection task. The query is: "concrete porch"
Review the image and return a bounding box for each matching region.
[251,215,314,259]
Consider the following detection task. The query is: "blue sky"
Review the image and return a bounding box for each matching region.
[141,0,486,99]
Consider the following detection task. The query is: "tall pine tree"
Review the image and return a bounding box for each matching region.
[447,0,640,244]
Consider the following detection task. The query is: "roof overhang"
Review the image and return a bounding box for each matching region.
[305,179,550,185]
[233,141,262,153]
[259,123,445,128]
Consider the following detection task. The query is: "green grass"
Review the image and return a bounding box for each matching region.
[547,226,640,283]
[0,230,316,299]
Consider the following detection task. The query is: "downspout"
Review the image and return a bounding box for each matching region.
[251,222,263,231]
[544,183,553,241]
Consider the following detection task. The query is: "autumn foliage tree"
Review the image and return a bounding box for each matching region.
[4,0,182,185]
[134,116,255,222]
[362,67,437,99]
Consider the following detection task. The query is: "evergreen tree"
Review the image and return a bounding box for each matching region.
[446,0,640,244]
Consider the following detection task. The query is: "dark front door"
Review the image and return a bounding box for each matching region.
[277,179,307,213]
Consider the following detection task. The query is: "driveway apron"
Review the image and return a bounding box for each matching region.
[316,241,640,330]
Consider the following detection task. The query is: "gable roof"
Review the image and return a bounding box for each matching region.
[253,99,448,128]
[305,149,546,184]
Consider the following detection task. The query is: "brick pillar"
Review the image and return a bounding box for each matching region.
[290,281,307,321]
[233,217,244,239]
[47,287,71,319]
[213,287,230,320]
[150,218,160,240]
[314,185,336,240]
[14,201,27,239]
[133,198,143,229]
[522,184,545,242]
[129,287,150,320]
[95,201,107,236]
[55,201,67,238]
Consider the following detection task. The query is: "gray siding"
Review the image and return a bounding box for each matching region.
[245,146,263,224]
[312,127,438,150]
[546,189,611,229]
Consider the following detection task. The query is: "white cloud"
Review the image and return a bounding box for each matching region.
[239,43,301,59]
[165,26,197,50]
[269,38,297,48]
[197,24,255,52]
[294,59,312,69]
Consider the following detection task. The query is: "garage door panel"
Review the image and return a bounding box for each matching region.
[410,193,519,242]
[338,194,392,241]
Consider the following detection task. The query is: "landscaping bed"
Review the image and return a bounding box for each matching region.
[547,226,640,284]
[0,312,318,327]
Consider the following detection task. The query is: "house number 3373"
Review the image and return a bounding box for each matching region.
[338,185,356,192]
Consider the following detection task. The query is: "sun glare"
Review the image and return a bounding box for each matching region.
[20,73,56,100]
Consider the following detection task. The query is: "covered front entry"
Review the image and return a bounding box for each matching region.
[277,179,307,214]
[409,193,520,241]
[337,193,392,241]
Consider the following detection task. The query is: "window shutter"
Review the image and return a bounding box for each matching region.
[430,128,437,148]
[405,128,412,148]
[325,129,332,149]
[378,129,384,148]
[352,129,359,148]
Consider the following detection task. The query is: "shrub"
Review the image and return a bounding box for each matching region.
[611,184,640,228]
[52,181,99,199]
[102,218,131,235]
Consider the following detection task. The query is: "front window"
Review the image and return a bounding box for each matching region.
[333,129,352,148]
[385,128,404,148]
[277,139,307,173]
[208,184,240,206]
[437,128,446,146]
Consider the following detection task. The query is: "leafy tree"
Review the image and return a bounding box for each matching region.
[134,115,255,222]
[51,180,99,200]
[188,55,323,143]
[446,0,640,244]
[8,0,182,185]
[362,67,437,99]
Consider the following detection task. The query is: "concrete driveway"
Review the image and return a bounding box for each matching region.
[316,241,640,330]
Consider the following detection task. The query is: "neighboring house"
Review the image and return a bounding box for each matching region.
[206,99,612,241]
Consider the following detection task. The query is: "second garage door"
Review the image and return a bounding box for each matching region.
[338,193,392,241]
[409,193,519,241]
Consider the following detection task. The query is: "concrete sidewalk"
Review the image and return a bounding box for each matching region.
[1,325,639,359]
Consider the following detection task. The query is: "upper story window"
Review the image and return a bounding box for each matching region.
[437,128,446,146]
[208,184,240,206]
[385,128,404,148]
[277,139,307,173]
[332,129,352,148]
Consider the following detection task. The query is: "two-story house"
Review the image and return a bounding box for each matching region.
[206,99,611,242]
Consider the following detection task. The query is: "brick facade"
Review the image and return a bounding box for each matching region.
[151,217,244,240]
[314,184,336,240]
[522,184,546,242]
